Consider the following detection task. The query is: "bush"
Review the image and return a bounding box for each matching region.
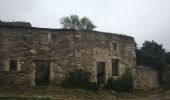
[62,69,99,90]
[105,68,133,92]
[87,82,100,91]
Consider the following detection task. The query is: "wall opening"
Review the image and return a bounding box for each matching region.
[112,59,119,76]
[0,60,3,71]
[35,61,50,86]
[97,62,106,84]
[113,43,118,51]
[10,60,17,71]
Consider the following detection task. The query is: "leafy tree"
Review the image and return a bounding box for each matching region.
[165,52,170,65]
[60,15,96,30]
[136,40,166,82]
[163,52,170,73]
[137,40,170,83]
[136,40,165,70]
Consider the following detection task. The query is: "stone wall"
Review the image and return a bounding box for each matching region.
[0,26,136,86]
[74,31,136,83]
[133,66,159,90]
[0,26,76,86]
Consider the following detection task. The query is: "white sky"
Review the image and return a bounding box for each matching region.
[1,0,170,51]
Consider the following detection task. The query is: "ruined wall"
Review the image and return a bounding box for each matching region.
[0,26,76,86]
[0,26,136,86]
[74,31,136,83]
[133,66,159,90]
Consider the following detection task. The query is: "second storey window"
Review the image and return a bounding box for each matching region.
[40,32,52,42]
[113,43,118,51]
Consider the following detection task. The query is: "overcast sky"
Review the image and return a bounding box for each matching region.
[1,0,170,51]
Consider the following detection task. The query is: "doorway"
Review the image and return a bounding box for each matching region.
[97,62,106,84]
[35,61,50,86]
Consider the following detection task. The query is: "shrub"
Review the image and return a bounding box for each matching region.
[62,69,99,90]
[105,68,133,92]
[87,82,100,91]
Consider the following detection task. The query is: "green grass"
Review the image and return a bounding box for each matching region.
[160,84,170,91]
[0,97,52,100]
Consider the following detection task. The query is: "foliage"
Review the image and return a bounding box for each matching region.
[136,40,165,70]
[136,40,170,83]
[165,52,170,65]
[62,69,99,91]
[62,69,91,88]
[35,80,49,86]
[0,21,32,27]
[60,15,96,30]
[161,52,170,84]
[160,83,170,91]
[105,68,133,92]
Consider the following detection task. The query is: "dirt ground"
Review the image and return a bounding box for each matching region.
[0,86,170,100]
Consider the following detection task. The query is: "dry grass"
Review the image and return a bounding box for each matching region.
[0,85,170,100]
[0,97,52,100]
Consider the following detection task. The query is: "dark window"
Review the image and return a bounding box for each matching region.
[105,41,110,48]
[113,43,118,51]
[10,60,17,71]
[40,32,52,42]
[0,61,3,71]
[112,59,119,76]
[41,33,48,42]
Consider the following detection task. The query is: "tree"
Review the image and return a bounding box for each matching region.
[60,15,96,31]
[136,40,166,83]
[165,52,170,65]
[136,40,165,70]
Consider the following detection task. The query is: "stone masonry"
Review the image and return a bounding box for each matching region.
[133,66,159,90]
[0,26,136,86]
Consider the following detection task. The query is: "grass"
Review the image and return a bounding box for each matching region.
[0,97,52,100]
[0,84,170,100]
[160,84,170,91]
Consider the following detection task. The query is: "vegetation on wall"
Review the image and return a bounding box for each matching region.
[62,69,99,91]
[62,68,134,92]
[105,68,133,92]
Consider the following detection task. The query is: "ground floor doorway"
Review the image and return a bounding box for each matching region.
[97,62,106,84]
[35,61,50,86]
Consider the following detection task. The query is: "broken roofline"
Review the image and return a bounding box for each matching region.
[0,25,135,41]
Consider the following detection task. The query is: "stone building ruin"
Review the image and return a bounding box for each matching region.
[0,25,136,86]
[133,66,159,90]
